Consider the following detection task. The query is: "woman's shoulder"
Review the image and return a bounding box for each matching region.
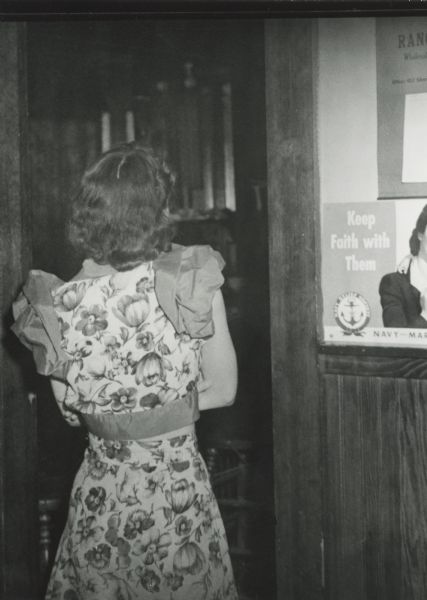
[153,244,225,338]
[154,244,225,291]
[12,269,64,339]
[20,269,65,302]
[180,243,225,266]
[69,259,117,282]
[155,243,224,270]
[379,270,410,292]
[11,269,69,376]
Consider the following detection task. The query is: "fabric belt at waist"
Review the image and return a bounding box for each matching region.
[81,391,199,441]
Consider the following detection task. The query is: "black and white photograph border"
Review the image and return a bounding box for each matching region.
[1,2,427,600]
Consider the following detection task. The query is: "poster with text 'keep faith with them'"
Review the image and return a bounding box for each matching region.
[322,199,427,347]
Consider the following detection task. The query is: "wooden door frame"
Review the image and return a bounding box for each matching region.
[266,19,323,600]
[0,22,38,599]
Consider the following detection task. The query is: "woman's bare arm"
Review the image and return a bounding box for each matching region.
[197,290,237,410]
[50,378,82,427]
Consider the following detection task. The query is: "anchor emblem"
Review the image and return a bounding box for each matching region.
[334,292,370,335]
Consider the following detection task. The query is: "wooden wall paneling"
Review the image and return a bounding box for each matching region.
[356,376,400,600]
[361,377,386,600]
[266,19,322,600]
[0,22,38,598]
[397,378,427,600]
[323,375,366,600]
[320,352,427,379]
[322,373,427,600]
[378,378,402,600]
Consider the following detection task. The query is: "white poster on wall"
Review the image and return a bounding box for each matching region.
[402,93,427,182]
[377,17,427,197]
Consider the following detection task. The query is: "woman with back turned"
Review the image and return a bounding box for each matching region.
[12,143,238,599]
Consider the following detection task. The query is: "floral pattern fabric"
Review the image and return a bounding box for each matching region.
[46,433,238,600]
[53,261,203,416]
[44,256,237,599]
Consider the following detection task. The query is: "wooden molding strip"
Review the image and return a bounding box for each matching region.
[319,351,427,379]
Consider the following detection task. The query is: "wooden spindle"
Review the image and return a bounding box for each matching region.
[38,502,53,576]
[205,447,219,475]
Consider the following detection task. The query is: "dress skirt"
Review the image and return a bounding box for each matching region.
[45,432,238,600]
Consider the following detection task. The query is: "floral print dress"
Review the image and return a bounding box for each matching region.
[30,251,238,600]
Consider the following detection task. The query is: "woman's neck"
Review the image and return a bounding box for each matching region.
[410,254,427,292]
[70,258,117,282]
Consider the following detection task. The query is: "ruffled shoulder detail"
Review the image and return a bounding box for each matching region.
[11,270,70,377]
[153,244,225,338]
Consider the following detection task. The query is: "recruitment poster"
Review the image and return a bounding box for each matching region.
[322,199,427,347]
[377,17,427,198]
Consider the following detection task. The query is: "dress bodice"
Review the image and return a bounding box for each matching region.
[54,261,203,415]
[12,245,225,431]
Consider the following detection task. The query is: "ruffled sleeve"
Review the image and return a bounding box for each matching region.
[153,244,225,338]
[11,270,70,377]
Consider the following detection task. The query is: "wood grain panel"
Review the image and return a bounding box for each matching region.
[397,379,427,600]
[266,19,322,600]
[360,377,384,598]
[323,375,427,600]
[324,375,366,600]
[0,23,38,598]
[377,378,402,600]
[320,353,427,379]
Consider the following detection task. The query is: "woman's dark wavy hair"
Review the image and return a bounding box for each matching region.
[410,204,427,256]
[68,143,175,271]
